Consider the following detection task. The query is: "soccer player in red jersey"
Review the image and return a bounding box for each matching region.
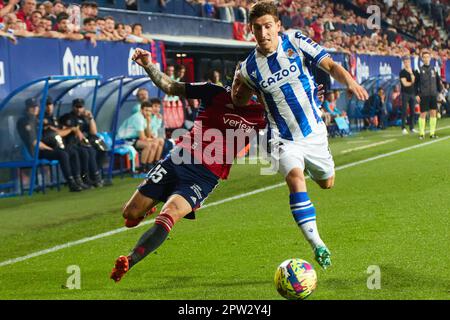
[110,49,269,282]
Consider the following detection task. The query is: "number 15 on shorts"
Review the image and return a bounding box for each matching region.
[148,165,167,183]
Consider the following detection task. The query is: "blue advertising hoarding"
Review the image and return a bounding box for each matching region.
[0,37,165,101]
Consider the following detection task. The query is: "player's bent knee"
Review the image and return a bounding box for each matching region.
[122,202,142,220]
[158,207,181,224]
[318,176,335,189]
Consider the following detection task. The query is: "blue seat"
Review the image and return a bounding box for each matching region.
[20,146,61,195]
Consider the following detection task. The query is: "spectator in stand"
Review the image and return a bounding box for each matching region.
[47,14,83,40]
[49,0,65,29]
[216,0,236,22]
[41,1,53,17]
[66,3,81,33]
[117,100,164,173]
[34,16,54,37]
[37,2,46,16]
[81,1,97,21]
[131,23,151,43]
[28,9,41,32]
[2,12,33,38]
[80,17,97,46]
[291,8,305,29]
[202,0,216,18]
[16,0,36,31]
[1,0,20,22]
[102,16,121,41]
[310,17,324,43]
[234,0,248,23]
[120,24,142,43]
[95,16,105,37]
[0,28,16,42]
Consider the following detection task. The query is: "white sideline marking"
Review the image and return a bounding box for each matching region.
[341,139,396,154]
[0,136,449,268]
[345,140,371,144]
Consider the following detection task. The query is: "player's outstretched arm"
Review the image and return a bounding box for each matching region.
[132,48,186,97]
[319,57,369,101]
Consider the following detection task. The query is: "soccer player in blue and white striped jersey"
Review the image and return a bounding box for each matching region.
[232,1,369,269]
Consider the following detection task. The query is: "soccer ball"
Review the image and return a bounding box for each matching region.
[274,258,317,300]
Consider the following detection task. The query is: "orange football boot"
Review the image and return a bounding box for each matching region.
[110,255,131,283]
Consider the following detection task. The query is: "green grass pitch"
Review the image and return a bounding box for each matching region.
[0,119,449,300]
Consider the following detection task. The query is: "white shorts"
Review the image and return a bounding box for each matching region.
[270,128,335,181]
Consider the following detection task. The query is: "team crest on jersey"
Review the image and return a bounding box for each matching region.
[285,48,298,59]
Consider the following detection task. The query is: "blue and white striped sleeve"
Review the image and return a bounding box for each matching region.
[238,60,257,91]
[292,31,330,66]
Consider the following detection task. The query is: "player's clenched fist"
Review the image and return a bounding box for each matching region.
[132,48,151,68]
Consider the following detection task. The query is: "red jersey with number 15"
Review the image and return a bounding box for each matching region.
[175,82,266,179]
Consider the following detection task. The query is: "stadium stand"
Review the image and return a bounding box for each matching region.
[0,0,448,197]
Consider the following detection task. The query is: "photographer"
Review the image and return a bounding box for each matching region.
[59,98,104,187]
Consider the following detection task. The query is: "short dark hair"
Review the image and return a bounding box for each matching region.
[96,17,105,22]
[57,12,69,23]
[141,101,152,109]
[249,1,279,24]
[104,16,115,22]
[175,64,186,72]
[421,49,431,57]
[83,17,96,25]
[53,0,65,7]
[81,1,97,8]
[136,87,148,94]
[132,23,142,31]
[150,98,161,106]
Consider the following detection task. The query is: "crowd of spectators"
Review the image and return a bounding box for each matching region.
[354,0,448,51]
[0,0,153,45]
[278,0,448,59]
[1,0,448,59]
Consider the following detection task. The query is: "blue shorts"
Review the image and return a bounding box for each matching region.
[138,155,219,219]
